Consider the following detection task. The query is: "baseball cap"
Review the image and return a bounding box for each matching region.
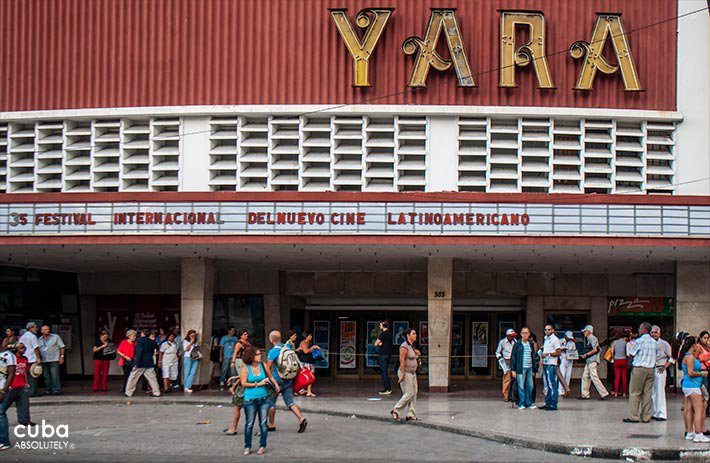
[565,331,574,338]
[582,325,594,333]
[505,329,517,336]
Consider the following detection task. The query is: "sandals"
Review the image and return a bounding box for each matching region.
[390,410,400,422]
[222,428,237,435]
[306,393,316,397]
[406,416,420,421]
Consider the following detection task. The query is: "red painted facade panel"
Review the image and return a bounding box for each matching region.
[0,0,677,112]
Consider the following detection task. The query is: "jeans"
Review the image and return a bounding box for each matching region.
[543,365,559,410]
[0,386,31,446]
[268,378,295,409]
[243,396,270,449]
[42,361,61,394]
[517,367,534,408]
[220,359,234,385]
[27,373,39,397]
[183,357,199,389]
[378,355,391,391]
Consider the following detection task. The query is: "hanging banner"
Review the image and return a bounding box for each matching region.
[339,320,357,369]
[313,320,330,369]
[472,321,489,368]
[607,297,674,316]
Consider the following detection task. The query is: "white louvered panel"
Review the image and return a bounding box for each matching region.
[300,116,332,191]
[120,119,150,192]
[208,118,239,191]
[269,117,299,191]
[239,116,269,191]
[333,116,364,191]
[396,116,426,191]
[457,117,487,191]
[364,117,395,192]
[644,121,675,194]
[151,118,180,191]
[0,124,7,191]
[92,120,121,191]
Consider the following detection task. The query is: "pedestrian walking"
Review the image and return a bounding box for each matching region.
[651,325,673,421]
[92,329,113,392]
[390,328,421,421]
[240,346,279,455]
[125,329,161,397]
[0,343,17,451]
[0,342,34,451]
[579,325,609,400]
[117,330,137,393]
[265,330,308,433]
[17,323,41,397]
[285,330,298,350]
[374,321,393,395]
[678,336,710,443]
[38,325,65,395]
[230,329,251,378]
[510,327,538,410]
[219,327,238,388]
[624,322,656,423]
[223,372,244,436]
[495,328,517,402]
[611,332,629,397]
[297,331,320,397]
[540,325,562,411]
[158,332,179,393]
[182,330,200,393]
[558,331,577,397]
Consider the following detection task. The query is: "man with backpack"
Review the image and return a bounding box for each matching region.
[265,330,308,433]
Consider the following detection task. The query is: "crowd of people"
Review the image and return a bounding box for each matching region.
[2,318,709,452]
[494,322,710,443]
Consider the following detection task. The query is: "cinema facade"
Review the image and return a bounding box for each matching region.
[0,0,708,390]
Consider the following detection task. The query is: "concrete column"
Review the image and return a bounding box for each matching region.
[427,257,453,393]
[676,262,710,334]
[79,295,97,376]
[181,257,215,388]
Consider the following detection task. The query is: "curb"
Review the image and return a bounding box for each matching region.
[32,398,706,461]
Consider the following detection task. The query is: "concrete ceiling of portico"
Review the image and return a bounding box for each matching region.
[0,243,706,274]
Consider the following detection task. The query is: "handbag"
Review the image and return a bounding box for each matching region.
[603,346,613,362]
[190,346,204,361]
[293,367,315,393]
[103,343,117,360]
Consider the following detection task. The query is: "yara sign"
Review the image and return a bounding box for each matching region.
[330,8,642,91]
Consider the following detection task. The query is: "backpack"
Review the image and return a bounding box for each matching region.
[276,345,301,380]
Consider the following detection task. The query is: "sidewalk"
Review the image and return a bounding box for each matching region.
[32,378,709,461]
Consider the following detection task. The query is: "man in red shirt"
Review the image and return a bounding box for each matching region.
[5,343,33,428]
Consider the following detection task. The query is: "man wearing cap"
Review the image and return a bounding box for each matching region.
[579,325,610,400]
[650,325,672,421]
[558,331,577,397]
[18,322,41,397]
[495,328,517,401]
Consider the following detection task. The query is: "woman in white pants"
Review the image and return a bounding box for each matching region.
[558,331,576,397]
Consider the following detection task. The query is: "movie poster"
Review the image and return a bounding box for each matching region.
[339,320,357,369]
[313,320,330,369]
[366,321,379,368]
[472,321,489,368]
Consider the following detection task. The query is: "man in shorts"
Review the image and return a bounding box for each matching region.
[265,330,307,433]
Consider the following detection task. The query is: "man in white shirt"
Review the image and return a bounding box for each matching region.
[540,325,562,411]
[0,346,17,450]
[558,331,577,397]
[18,322,41,397]
[650,325,673,421]
[495,329,517,401]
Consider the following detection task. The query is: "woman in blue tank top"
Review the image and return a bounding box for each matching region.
[678,336,709,443]
[239,346,278,455]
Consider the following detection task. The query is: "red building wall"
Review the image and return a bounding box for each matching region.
[0,0,677,111]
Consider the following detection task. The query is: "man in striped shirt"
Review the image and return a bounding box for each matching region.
[624,322,656,423]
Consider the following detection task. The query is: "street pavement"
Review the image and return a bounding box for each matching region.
[13,378,710,461]
[5,403,619,463]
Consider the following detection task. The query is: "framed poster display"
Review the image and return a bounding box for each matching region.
[313,320,330,369]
